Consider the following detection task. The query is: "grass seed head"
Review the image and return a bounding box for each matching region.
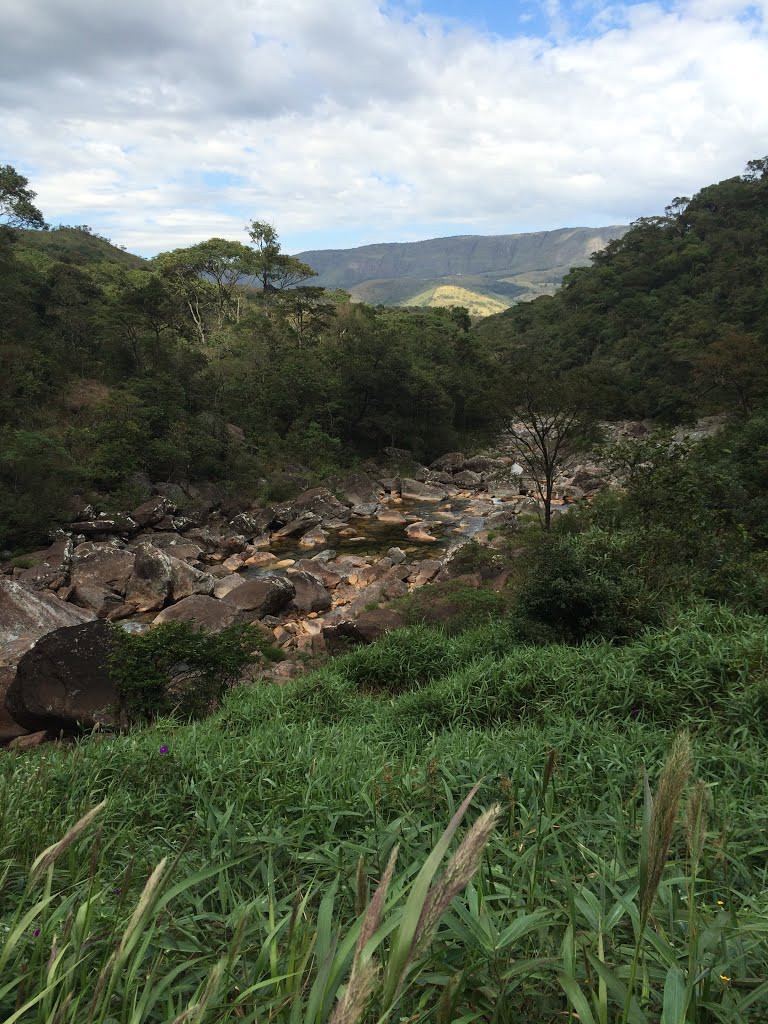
[30,800,107,883]
[641,732,692,921]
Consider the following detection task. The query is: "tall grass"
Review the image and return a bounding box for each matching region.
[1,604,767,1021]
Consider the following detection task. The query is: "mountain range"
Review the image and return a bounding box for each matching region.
[297,225,629,315]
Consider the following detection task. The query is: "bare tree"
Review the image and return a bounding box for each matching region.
[506,374,601,530]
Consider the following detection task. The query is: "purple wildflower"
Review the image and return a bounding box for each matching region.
[630,708,640,718]
[33,928,40,937]
[159,745,169,754]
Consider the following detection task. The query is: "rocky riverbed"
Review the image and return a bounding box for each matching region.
[1,443,619,746]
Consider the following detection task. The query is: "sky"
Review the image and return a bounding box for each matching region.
[1,0,767,256]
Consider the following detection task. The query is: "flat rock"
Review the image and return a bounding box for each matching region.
[1,579,96,646]
[213,575,248,599]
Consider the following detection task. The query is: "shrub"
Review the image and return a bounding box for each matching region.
[108,622,262,726]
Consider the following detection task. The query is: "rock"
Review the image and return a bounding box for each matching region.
[131,496,177,528]
[6,621,116,733]
[452,470,483,488]
[1,579,96,646]
[410,559,443,587]
[222,553,246,572]
[213,575,247,599]
[231,508,277,537]
[405,522,438,542]
[429,452,466,472]
[220,575,296,618]
[69,543,136,613]
[299,527,330,548]
[293,487,352,522]
[290,571,332,613]
[377,509,406,525]
[322,607,405,653]
[459,456,503,474]
[399,479,447,501]
[291,560,342,589]
[243,551,278,568]
[336,471,381,507]
[153,595,240,632]
[387,547,407,564]
[69,513,138,535]
[220,535,248,555]
[351,502,378,517]
[18,537,74,591]
[271,513,322,540]
[1,637,36,744]
[122,544,213,609]
[484,509,519,531]
[7,730,47,751]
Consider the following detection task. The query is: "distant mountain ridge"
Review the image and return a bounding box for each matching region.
[296,226,629,315]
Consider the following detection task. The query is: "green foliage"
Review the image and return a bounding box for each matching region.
[107,622,261,726]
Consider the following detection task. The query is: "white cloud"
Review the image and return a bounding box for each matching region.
[1,0,766,254]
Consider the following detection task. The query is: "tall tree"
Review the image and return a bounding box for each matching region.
[0,165,48,229]
[245,220,317,291]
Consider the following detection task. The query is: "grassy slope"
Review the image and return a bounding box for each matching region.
[1,604,767,1021]
[14,226,146,268]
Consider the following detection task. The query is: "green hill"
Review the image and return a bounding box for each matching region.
[297,226,628,313]
[15,225,146,269]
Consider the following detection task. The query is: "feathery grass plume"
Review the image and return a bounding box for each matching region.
[355,854,367,917]
[171,959,226,1024]
[330,846,399,1024]
[685,779,712,867]
[29,800,107,882]
[542,748,558,799]
[640,732,692,923]
[414,804,501,957]
[116,857,168,959]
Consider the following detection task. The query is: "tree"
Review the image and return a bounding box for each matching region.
[245,220,317,291]
[693,331,768,415]
[153,238,258,344]
[0,165,48,229]
[505,372,601,530]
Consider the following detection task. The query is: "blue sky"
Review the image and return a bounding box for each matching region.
[2,0,767,255]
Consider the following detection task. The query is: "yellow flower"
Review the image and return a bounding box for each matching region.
[720,974,731,983]
[717,900,725,906]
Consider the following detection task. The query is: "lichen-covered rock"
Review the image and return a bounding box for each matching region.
[153,595,240,633]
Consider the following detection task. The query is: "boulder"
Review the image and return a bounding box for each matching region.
[1,579,96,646]
[271,513,322,540]
[69,513,138,536]
[484,509,519,531]
[125,542,175,611]
[336,471,381,507]
[322,608,405,653]
[290,571,332,613]
[70,543,136,607]
[429,452,466,473]
[1,638,36,743]
[231,508,277,537]
[386,547,407,565]
[153,482,189,505]
[5,621,117,733]
[213,575,248,599]
[399,479,447,501]
[221,575,295,618]
[409,559,443,587]
[377,509,406,525]
[130,496,177,528]
[405,522,438,542]
[291,560,342,589]
[293,488,352,522]
[153,595,240,632]
[452,470,483,489]
[298,527,330,548]
[18,537,74,591]
[351,502,379,517]
[169,558,215,601]
[459,455,504,474]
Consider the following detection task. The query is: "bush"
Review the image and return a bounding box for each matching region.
[108,622,263,726]
[517,531,661,640]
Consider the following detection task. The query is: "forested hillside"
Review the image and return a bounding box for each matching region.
[477,159,768,419]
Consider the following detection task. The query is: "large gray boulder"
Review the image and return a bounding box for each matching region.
[290,571,332,613]
[399,478,447,501]
[336,471,381,507]
[153,595,240,632]
[125,542,213,611]
[271,513,322,540]
[69,542,136,614]
[220,575,295,618]
[5,621,116,733]
[130,495,177,528]
[293,488,352,522]
[1,579,95,645]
